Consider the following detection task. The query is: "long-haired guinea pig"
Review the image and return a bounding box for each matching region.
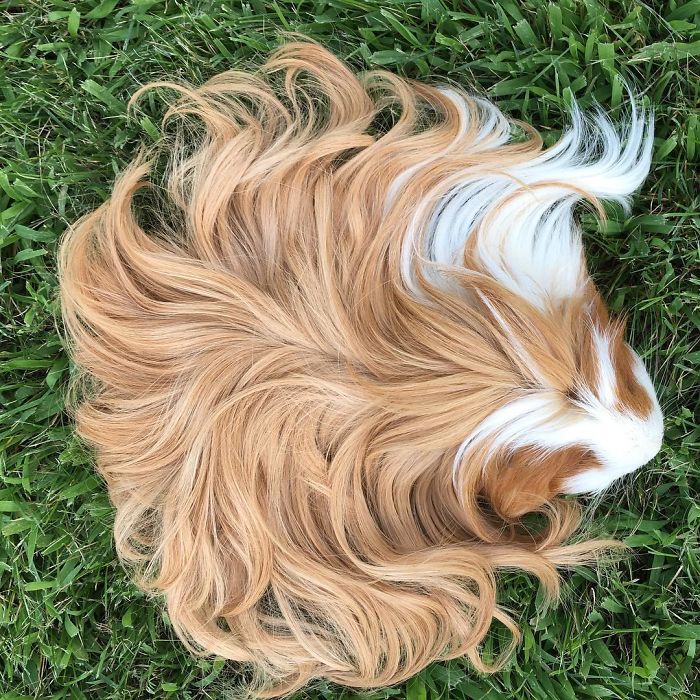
[57,40,663,697]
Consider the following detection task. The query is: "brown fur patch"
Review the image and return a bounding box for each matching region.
[608,322,654,418]
[483,445,603,520]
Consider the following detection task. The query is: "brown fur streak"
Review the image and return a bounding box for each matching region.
[609,321,654,417]
[581,285,653,417]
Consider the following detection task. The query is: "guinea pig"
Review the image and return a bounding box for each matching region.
[57,40,663,697]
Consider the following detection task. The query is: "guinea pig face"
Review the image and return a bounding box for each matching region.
[561,319,663,494]
[465,309,663,521]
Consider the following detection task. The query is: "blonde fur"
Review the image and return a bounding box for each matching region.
[57,41,660,696]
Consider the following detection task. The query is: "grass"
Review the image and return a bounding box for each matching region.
[0,0,698,698]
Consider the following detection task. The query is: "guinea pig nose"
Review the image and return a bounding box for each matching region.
[628,413,663,470]
[644,422,663,461]
[637,434,661,467]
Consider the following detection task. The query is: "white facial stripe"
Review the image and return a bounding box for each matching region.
[591,329,617,407]
[565,350,663,494]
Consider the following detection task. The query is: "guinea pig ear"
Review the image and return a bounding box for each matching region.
[483,445,601,520]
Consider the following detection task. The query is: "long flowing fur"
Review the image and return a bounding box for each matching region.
[57,42,660,696]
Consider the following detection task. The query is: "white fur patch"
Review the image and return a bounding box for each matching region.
[591,328,618,407]
[397,89,653,309]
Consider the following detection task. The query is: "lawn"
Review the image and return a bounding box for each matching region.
[0,1,698,698]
